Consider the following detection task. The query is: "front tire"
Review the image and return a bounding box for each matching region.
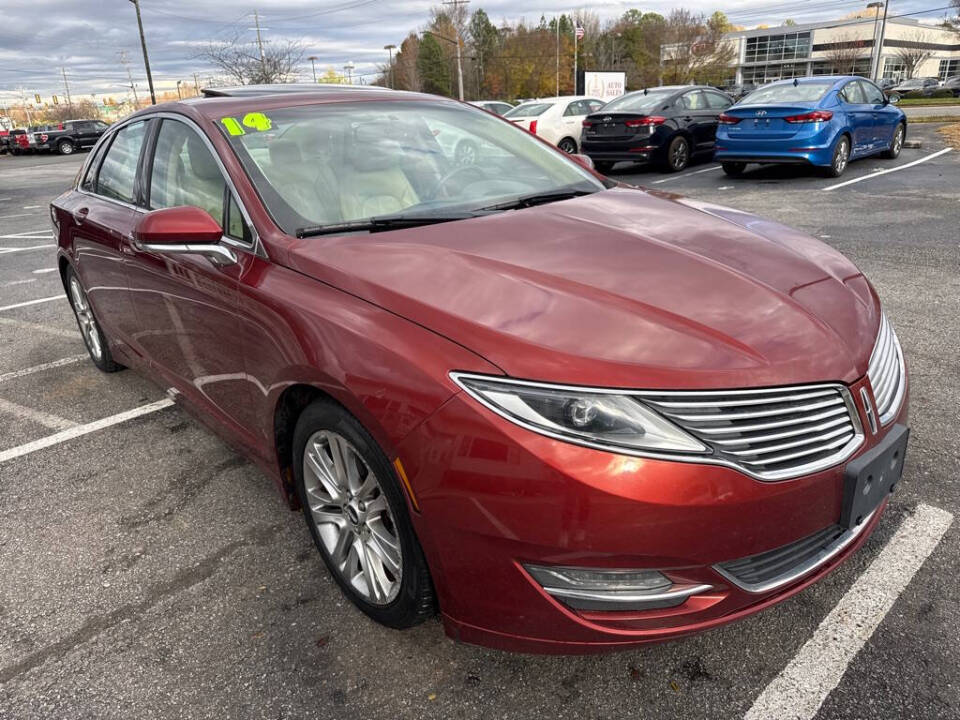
[557,137,578,154]
[57,140,75,155]
[293,400,435,629]
[722,161,747,176]
[65,266,122,372]
[593,160,615,174]
[826,135,850,178]
[661,135,690,172]
[881,123,905,159]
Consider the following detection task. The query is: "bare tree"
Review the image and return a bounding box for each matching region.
[825,33,869,74]
[947,0,959,32]
[200,33,304,85]
[660,10,735,85]
[895,31,933,79]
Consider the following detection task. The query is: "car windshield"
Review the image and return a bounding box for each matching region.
[599,90,674,113]
[220,100,604,235]
[897,80,924,88]
[504,102,553,118]
[741,81,834,104]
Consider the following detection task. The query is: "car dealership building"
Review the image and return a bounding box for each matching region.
[722,16,960,85]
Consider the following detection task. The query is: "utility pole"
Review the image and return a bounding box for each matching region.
[193,72,200,95]
[308,55,318,83]
[573,17,579,95]
[119,50,140,108]
[874,0,890,81]
[867,2,883,80]
[61,67,73,108]
[176,79,183,100]
[17,87,32,125]
[442,0,468,101]
[344,61,355,84]
[556,16,560,96]
[253,9,266,66]
[128,0,156,105]
[384,45,396,88]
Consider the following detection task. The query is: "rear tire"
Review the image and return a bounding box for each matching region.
[881,123,905,159]
[65,266,122,373]
[57,140,75,155]
[722,161,747,177]
[293,400,436,629]
[557,137,578,154]
[661,135,690,172]
[825,135,850,178]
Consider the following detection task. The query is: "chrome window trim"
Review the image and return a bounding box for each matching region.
[450,372,865,483]
[75,110,267,261]
[713,508,876,594]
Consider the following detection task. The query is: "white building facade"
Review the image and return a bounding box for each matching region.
[725,17,960,85]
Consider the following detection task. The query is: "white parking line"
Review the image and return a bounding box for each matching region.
[0,316,79,339]
[0,355,87,384]
[0,295,64,312]
[0,245,53,255]
[649,164,722,185]
[1,279,36,287]
[32,268,58,274]
[0,398,176,464]
[0,398,76,431]
[744,503,953,720]
[823,148,953,191]
[0,212,41,220]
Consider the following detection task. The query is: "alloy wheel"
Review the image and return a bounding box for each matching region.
[558,138,577,154]
[302,430,402,605]
[892,126,904,155]
[670,138,689,171]
[69,275,102,361]
[833,138,849,175]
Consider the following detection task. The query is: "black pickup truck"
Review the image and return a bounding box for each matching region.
[32,119,109,155]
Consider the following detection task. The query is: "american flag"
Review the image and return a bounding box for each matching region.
[575,24,585,39]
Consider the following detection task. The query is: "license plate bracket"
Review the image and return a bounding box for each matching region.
[841,424,909,530]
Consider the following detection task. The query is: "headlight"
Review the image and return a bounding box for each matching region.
[451,373,707,454]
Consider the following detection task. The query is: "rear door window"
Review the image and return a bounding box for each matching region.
[704,91,733,110]
[840,82,867,104]
[859,81,885,105]
[95,121,147,204]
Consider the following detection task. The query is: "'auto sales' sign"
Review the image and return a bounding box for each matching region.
[584,71,626,101]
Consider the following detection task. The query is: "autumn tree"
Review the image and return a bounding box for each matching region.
[661,10,735,85]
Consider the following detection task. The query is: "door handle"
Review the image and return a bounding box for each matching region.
[72,207,89,225]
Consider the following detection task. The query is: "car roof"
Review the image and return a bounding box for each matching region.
[200,83,387,97]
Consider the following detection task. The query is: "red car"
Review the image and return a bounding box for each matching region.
[52,88,908,653]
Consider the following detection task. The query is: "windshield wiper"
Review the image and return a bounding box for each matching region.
[480,188,596,212]
[296,211,485,238]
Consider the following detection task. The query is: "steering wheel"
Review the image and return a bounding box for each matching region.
[424,164,489,202]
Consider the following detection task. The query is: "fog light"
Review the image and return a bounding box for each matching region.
[524,564,712,611]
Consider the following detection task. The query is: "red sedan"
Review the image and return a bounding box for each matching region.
[51,87,908,653]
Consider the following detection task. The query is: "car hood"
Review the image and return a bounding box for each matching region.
[285,187,880,389]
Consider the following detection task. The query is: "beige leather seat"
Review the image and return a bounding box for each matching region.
[264,138,342,226]
[339,138,419,220]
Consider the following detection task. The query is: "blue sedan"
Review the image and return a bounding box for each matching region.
[714,76,907,177]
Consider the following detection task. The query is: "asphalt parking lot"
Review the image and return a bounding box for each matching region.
[0,126,958,720]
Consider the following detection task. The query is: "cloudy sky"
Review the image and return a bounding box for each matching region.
[0,0,952,104]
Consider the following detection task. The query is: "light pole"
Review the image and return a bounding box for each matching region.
[874,0,891,82]
[127,0,156,105]
[176,79,183,100]
[384,44,396,88]
[867,2,883,80]
[308,56,318,83]
[344,61,355,85]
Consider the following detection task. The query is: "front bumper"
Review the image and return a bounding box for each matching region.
[397,374,908,653]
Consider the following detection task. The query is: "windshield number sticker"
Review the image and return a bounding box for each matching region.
[221,112,273,136]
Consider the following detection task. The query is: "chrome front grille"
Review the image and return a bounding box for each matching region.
[714,509,875,593]
[867,313,905,426]
[638,385,863,481]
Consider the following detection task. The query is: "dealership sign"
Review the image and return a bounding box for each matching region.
[583,71,626,101]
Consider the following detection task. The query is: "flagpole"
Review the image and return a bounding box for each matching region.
[573,16,577,95]
[556,16,560,97]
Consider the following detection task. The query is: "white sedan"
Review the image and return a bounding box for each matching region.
[504,96,606,153]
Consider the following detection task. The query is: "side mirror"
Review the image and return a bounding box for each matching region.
[888,94,900,105]
[134,206,236,265]
[570,153,595,171]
